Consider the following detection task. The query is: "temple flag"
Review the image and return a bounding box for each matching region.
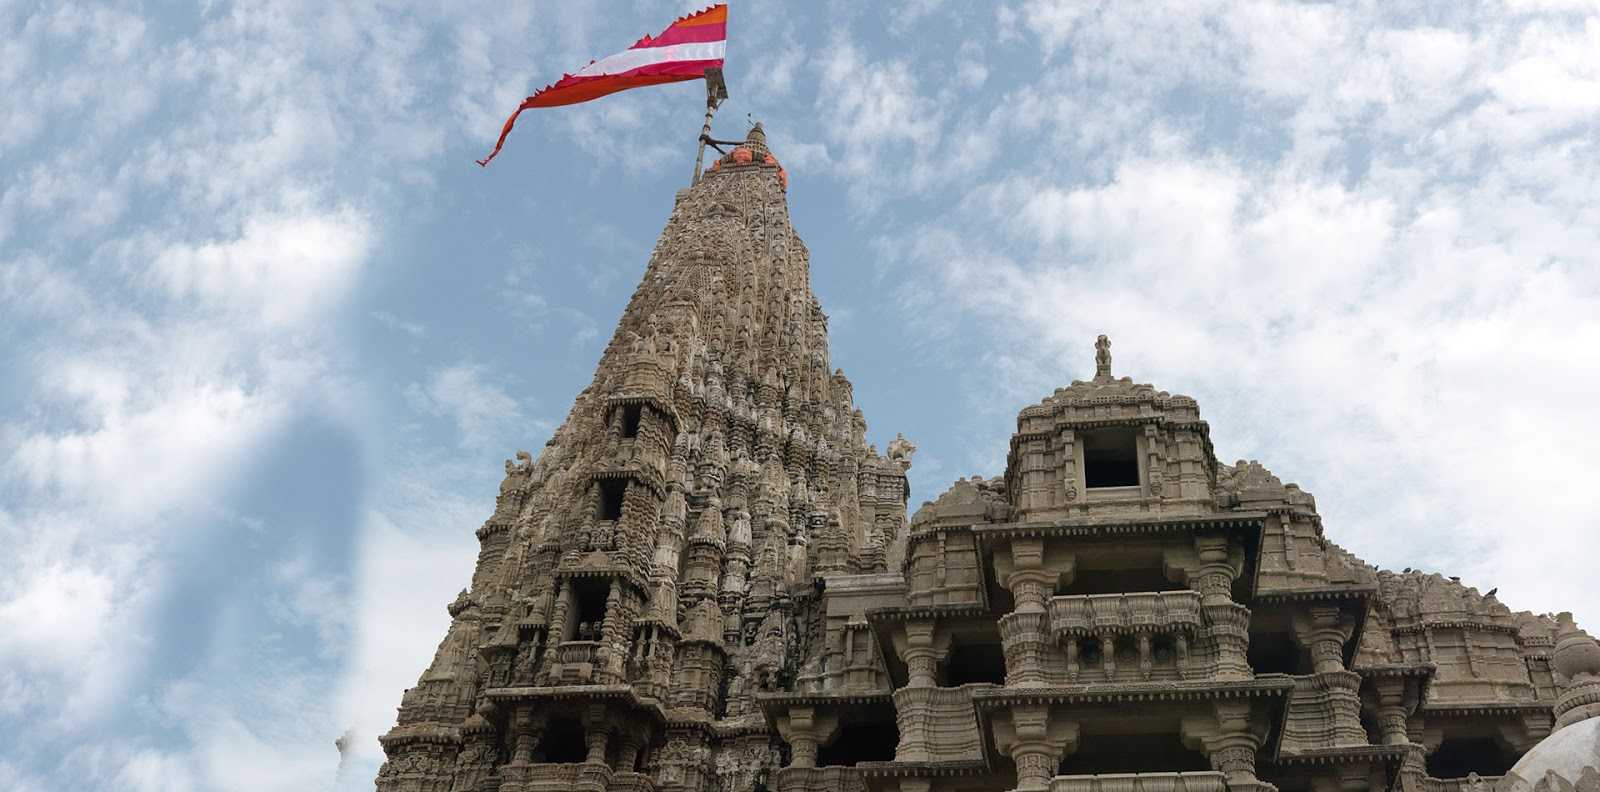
[475,4,728,167]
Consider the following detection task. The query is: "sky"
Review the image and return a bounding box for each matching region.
[1,0,1598,789]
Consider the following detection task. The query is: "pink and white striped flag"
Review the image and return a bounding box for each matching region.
[477,4,728,167]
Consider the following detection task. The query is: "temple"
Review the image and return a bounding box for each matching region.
[375,125,1600,792]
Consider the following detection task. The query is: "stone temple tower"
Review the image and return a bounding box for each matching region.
[377,127,1598,792]
[376,124,916,792]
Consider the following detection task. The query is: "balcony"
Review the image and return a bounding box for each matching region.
[608,771,656,792]
[546,640,600,685]
[1048,591,1202,637]
[496,761,595,791]
[1045,591,1205,682]
[1422,777,1503,792]
[775,766,866,792]
[1049,771,1227,792]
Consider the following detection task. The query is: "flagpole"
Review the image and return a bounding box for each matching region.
[692,68,729,186]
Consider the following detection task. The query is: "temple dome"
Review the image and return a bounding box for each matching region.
[1499,719,1600,790]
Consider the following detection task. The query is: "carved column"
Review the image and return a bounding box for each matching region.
[544,580,573,686]
[596,581,625,683]
[784,706,827,768]
[991,705,1077,792]
[511,702,542,765]
[585,726,610,765]
[1007,706,1056,791]
[1370,677,1412,745]
[614,733,642,772]
[1195,533,1250,680]
[1000,539,1056,687]
[1293,605,1365,746]
[1197,700,1275,792]
[577,706,613,792]
[902,620,942,688]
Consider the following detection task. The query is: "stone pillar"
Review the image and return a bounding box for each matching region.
[999,611,1051,687]
[597,582,624,683]
[1299,606,1348,675]
[511,703,542,765]
[903,620,941,688]
[585,725,610,765]
[1397,743,1428,792]
[782,705,836,769]
[1293,606,1365,746]
[614,733,642,772]
[1000,539,1056,687]
[576,708,613,792]
[1194,534,1250,680]
[1199,701,1275,792]
[1192,534,1236,606]
[548,580,573,650]
[1005,705,1072,791]
[1371,678,1412,745]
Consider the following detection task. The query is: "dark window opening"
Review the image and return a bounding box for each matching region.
[1084,428,1140,488]
[1080,638,1105,668]
[817,720,899,767]
[1060,568,1181,596]
[570,579,610,641]
[1112,635,1139,667]
[1427,738,1515,778]
[621,404,642,439]
[1058,733,1210,775]
[598,479,626,521]
[1248,632,1310,675]
[1150,635,1186,672]
[1359,709,1381,745]
[537,717,588,763]
[984,552,1015,616]
[943,642,1007,685]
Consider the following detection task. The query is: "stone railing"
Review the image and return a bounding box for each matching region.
[608,771,657,792]
[1042,591,1206,682]
[508,762,613,792]
[546,640,600,685]
[1049,771,1228,792]
[775,766,866,792]
[1048,591,1203,637]
[1422,776,1502,792]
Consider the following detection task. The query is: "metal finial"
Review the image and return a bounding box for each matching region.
[1095,335,1112,379]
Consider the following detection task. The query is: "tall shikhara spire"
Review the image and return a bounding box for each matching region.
[376,126,915,792]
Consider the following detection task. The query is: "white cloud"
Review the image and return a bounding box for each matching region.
[152,208,371,327]
[371,310,428,340]
[406,363,529,448]
[883,0,1600,627]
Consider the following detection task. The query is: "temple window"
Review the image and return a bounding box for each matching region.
[621,403,642,438]
[1080,638,1105,668]
[943,640,1007,685]
[569,579,610,641]
[1083,427,1140,488]
[816,720,899,767]
[1426,737,1515,778]
[598,479,626,521]
[537,717,588,763]
[1248,631,1310,675]
[1058,732,1210,775]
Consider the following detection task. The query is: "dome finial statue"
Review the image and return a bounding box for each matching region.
[1497,612,1600,791]
[1094,334,1113,380]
